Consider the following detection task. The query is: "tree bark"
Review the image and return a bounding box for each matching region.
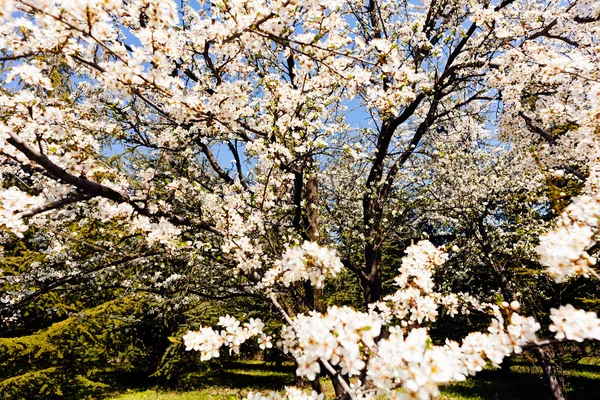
[304,168,325,394]
[362,241,382,306]
[536,347,566,400]
[292,164,326,395]
[304,171,325,313]
[329,375,351,400]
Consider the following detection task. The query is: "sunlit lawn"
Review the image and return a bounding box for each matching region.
[107,358,600,400]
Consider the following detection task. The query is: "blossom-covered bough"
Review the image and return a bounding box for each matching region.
[0,0,599,399]
[185,241,600,399]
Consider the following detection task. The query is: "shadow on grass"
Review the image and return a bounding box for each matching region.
[564,363,600,374]
[103,360,600,399]
[565,374,600,400]
[442,364,600,400]
[443,370,548,400]
[222,361,296,374]
[178,361,296,391]
[100,369,159,391]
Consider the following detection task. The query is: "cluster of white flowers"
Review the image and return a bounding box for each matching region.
[370,242,499,327]
[246,388,323,400]
[394,240,448,292]
[537,176,600,282]
[183,315,270,361]
[6,64,52,90]
[96,198,134,222]
[280,306,382,381]
[261,242,344,289]
[145,218,182,249]
[364,310,540,400]
[549,305,600,342]
[372,241,450,325]
[184,242,547,399]
[274,305,539,400]
[367,327,464,399]
[0,187,43,237]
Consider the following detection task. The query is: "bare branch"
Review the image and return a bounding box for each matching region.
[0,52,38,62]
[17,193,93,218]
[199,142,234,184]
[227,140,248,189]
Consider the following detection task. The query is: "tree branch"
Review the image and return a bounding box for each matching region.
[267,292,357,399]
[5,131,219,233]
[6,131,129,204]
[18,193,94,218]
[199,142,234,184]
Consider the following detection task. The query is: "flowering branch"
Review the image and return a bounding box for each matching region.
[268,293,357,400]
[17,193,93,218]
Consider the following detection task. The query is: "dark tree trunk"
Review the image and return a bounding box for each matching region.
[304,171,325,313]
[304,170,325,393]
[362,178,384,307]
[326,371,351,400]
[292,164,326,395]
[292,167,325,312]
[500,355,512,377]
[362,242,382,306]
[536,347,566,400]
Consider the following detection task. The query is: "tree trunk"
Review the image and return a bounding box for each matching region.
[326,371,351,400]
[535,347,566,400]
[304,170,326,394]
[362,242,382,306]
[500,355,512,377]
[477,219,566,400]
[293,165,328,395]
[362,186,384,306]
[303,171,325,313]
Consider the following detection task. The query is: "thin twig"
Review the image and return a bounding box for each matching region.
[267,292,357,399]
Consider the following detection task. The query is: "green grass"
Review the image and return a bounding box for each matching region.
[106,361,299,400]
[107,359,600,400]
[440,359,600,400]
[109,388,240,400]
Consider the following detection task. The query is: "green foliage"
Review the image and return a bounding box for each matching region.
[153,297,285,385]
[0,296,163,399]
[0,368,63,399]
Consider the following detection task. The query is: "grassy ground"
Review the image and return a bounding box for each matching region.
[107,361,300,400]
[439,358,600,400]
[107,358,600,400]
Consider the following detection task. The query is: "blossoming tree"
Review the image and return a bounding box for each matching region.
[1,0,599,399]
